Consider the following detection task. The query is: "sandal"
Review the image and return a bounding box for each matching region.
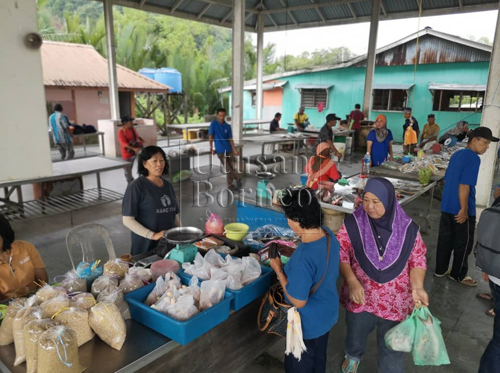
[486,308,496,317]
[477,293,494,301]
[448,275,478,287]
[342,356,360,373]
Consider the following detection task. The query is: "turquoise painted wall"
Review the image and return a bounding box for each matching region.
[230,61,489,140]
[243,91,256,119]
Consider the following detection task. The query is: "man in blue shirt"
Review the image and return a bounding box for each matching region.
[435,127,499,286]
[209,108,242,191]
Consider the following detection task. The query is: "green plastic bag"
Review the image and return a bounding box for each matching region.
[385,309,416,352]
[172,170,192,183]
[412,307,450,366]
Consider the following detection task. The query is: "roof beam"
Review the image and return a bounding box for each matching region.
[347,3,357,20]
[197,0,258,14]
[311,0,327,24]
[170,0,185,14]
[139,0,147,7]
[197,3,212,19]
[380,0,387,17]
[415,0,421,10]
[278,0,299,26]
[458,0,463,10]
[262,0,366,15]
[221,9,232,24]
[259,4,278,28]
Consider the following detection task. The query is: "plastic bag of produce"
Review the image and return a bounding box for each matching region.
[182,253,212,280]
[200,279,226,311]
[70,292,96,310]
[37,325,85,373]
[13,298,41,366]
[166,295,199,321]
[118,273,144,294]
[89,302,126,350]
[24,318,60,373]
[412,307,450,366]
[96,287,130,320]
[103,259,129,279]
[91,275,119,297]
[57,270,87,293]
[179,276,200,305]
[167,272,182,290]
[205,210,224,235]
[241,257,262,286]
[144,276,168,306]
[0,298,26,345]
[152,287,180,313]
[40,294,70,318]
[53,307,94,347]
[129,266,152,283]
[204,250,225,268]
[76,260,103,279]
[36,284,66,304]
[385,310,416,352]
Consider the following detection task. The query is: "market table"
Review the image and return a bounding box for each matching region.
[370,165,445,182]
[243,133,314,157]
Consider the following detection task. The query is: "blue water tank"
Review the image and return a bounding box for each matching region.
[138,68,156,80]
[154,68,182,93]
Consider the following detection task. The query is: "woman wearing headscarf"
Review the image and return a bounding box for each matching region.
[366,115,394,167]
[338,178,429,373]
[305,142,341,190]
[438,121,469,145]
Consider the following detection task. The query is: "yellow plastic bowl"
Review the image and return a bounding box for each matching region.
[224,223,249,242]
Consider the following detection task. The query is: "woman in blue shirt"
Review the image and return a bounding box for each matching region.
[270,187,340,373]
[367,115,394,167]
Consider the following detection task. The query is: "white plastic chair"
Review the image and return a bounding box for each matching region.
[66,223,117,269]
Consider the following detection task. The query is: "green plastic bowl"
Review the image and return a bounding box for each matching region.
[224,223,249,242]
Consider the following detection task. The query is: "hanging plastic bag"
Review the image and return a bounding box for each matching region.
[24,318,60,373]
[91,275,119,298]
[37,326,85,373]
[53,307,94,347]
[412,307,450,366]
[205,209,224,235]
[56,270,87,294]
[285,307,307,360]
[385,310,416,352]
[96,287,130,320]
[0,298,26,345]
[118,273,144,294]
[145,276,169,306]
[199,279,226,310]
[89,302,126,351]
[13,298,41,366]
[70,292,96,310]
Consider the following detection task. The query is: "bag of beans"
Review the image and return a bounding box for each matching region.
[0,298,26,345]
[90,275,119,298]
[40,294,70,319]
[103,259,129,279]
[58,270,87,294]
[89,302,126,351]
[24,318,60,373]
[53,307,94,347]
[13,298,42,366]
[36,284,66,304]
[96,287,130,320]
[37,325,85,373]
[70,293,96,310]
[118,273,144,294]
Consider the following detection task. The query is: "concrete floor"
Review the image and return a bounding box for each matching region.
[8,137,499,373]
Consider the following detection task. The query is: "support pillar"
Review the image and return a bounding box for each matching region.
[362,0,381,118]
[103,0,120,120]
[476,5,500,207]
[256,12,264,120]
[231,0,245,143]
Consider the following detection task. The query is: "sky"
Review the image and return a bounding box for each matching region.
[262,10,498,57]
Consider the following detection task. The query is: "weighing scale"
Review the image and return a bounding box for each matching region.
[256,172,276,202]
[163,226,204,264]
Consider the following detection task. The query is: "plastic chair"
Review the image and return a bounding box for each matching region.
[66,223,117,269]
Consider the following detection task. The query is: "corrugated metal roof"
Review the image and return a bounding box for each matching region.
[373,83,415,90]
[111,0,500,32]
[294,84,334,89]
[428,83,487,91]
[41,41,170,92]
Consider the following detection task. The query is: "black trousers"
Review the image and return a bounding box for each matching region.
[435,212,476,281]
[284,331,329,373]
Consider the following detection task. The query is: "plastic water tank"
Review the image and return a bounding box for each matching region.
[154,68,182,93]
[138,68,156,80]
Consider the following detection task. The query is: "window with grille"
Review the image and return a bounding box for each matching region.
[300,89,328,108]
[372,89,408,111]
[432,90,484,112]
[251,91,256,107]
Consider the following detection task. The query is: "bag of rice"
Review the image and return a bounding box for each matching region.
[57,270,87,294]
[118,273,144,294]
[36,284,67,304]
[24,319,60,373]
[37,325,85,373]
[96,287,130,320]
[13,299,42,366]
[70,293,96,310]
[103,259,129,279]
[0,298,26,345]
[53,307,94,347]
[89,302,126,350]
[90,275,119,298]
[40,294,70,318]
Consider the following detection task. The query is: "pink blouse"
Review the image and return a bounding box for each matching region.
[337,224,427,322]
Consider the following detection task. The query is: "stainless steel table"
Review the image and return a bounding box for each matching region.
[244,134,314,156]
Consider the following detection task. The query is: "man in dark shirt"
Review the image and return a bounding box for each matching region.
[349,103,364,150]
[402,107,419,154]
[270,112,285,133]
[315,113,343,159]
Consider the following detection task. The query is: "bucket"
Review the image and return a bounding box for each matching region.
[322,208,345,234]
[150,259,180,281]
[300,174,308,186]
[224,223,249,242]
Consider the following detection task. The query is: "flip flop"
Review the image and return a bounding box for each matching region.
[342,356,360,373]
[486,308,496,317]
[477,293,494,301]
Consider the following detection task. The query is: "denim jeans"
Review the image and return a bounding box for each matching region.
[479,280,500,372]
[345,311,405,373]
[284,331,329,373]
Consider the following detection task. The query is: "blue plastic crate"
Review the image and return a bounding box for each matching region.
[124,280,233,345]
[179,257,273,311]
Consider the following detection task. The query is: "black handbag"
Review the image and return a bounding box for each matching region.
[257,229,331,338]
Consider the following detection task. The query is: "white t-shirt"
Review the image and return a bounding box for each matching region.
[490,275,500,286]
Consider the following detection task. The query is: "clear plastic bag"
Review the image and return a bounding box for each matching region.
[118,273,144,294]
[204,250,225,268]
[13,299,41,366]
[385,311,416,352]
[89,302,126,351]
[70,292,96,310]
[91,275,119,298]
[75,261,103,279]
[241,257,262,286]
[40,294,70,319]
[103,259,129,279]
[243,225,298,250]
[57,270,87,294]
[145,276,169,306]
[182,253,212,280]
[129,266,152,283]
[166,295,199,321]
[37,325,85,373]
[24,318,60,373]
[412,307,450,366]
[36,284,66,304]
[205,210,224,235]
[151,287,180,314]
[0,298,26,345]
[96,287,130,320]
[53,307,94,347]
[200,279,226,311]
[179,276,200,306]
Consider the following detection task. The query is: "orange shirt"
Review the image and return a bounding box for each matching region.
[305,157,341,190]
[0,241,45,299]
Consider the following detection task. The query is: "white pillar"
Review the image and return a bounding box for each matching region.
[362,0,381,118]
[256,12,264,120]
[103,0,120,120]
[231,0,245,143]
[476,6,500,207]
